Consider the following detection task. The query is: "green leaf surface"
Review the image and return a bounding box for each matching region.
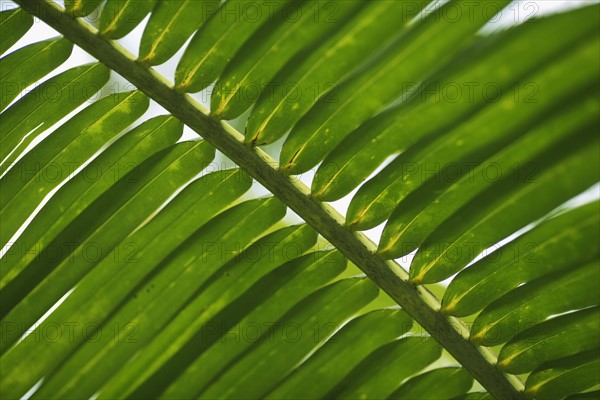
[0,141,214,355]
[175,0,291,93]
[99,0,156,39]
[175,0,291,92]
[199,277,378,399]
[0,38,73,111]
[525,351,600,400]
[0,8,33,56]
[409,130,600,285]
[64,0,103,17]
[266,308,412,399]
[211,0,365,120]
[0,63,110,166]
[97,224,318,399]
[471,260,600,346]
[311,4,600,201]
[0,91,148,249]
[279,0,512,175]
[0,158,259,400]
[378,94,600,259]
[138,0,220,65]
[0,115,182,298]
[443,202,600,317]
[566,390,600,400]
[388,367,473,400]
[41,170,251,398]
[329,337,442,399]
[498,306,600,374]
[246,0,430,145]
[31,197,286,399]
[453,393,494,400]
[152,251,349,400]
[348,36,600,231]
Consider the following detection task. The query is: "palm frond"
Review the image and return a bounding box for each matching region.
[1,0,598,399]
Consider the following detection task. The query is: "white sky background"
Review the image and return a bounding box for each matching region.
[2,0,599,261]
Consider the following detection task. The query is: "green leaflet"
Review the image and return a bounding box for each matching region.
[311,4,600,201]
[0,91,148,249]
[211,0,365,120]
[525,351,600,400]
[152,251,348,400]
[409,131,600,284]
[266,308,413,399]
[0,38,73,111]
[138,0,220,65]
[99,0,156,39]
[95,225,317,399]
[175,0,291,92]
[0,154,254,400]
[32,197,287,399]
[388,367,473,400]
[279,0,512,175]
[566,390,600,400]
[498,306,600,374]
[0,63,110,166]
[453,393,494,400]
[64,0,103,17]
[58,166,249,396]
[0,8,33,56]
[246,0,430,145]
[199,277,378,399]
[0,141,214,354]
[0,115,182,294]
[442,202,600,317]
[1,168,248,359]
[347,36,600,231]
[471,260,600,347]
[378,94,600,259]
[328,337,442,399]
